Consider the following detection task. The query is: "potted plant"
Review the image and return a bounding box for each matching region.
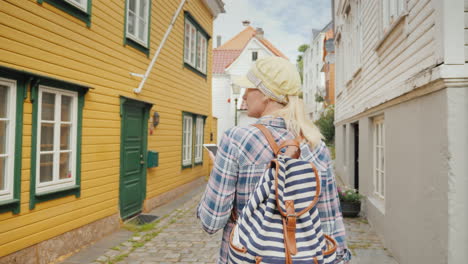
[338,187,364,217]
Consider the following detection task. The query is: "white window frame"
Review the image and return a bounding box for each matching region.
[373,115,385,200]
[0,78,17,202]
[382,0,407,34]
[35,86,78,194]
[182,115,193,166]
[194,117,204,163]
[184,19,208,74]
[65,0,88,12]
[126,0,150,47]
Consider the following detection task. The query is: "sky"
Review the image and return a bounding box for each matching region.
[213,0,332,63]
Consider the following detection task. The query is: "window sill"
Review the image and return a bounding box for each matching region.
[38,0,91,27]
[182,163,193,169]
[368,195,385,215]
[124,37,150,57]
[36,184,80,197]
[183,63,207,79]
[194,161,203,166]
[0,198,20,214]
[375,12,408,52]
[31,185,80,209]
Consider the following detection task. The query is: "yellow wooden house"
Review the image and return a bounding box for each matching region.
[0,0,224,262]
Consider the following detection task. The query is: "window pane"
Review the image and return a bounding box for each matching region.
[129,0,136,12]
[40,123,54,151]
[196,33,202,69]
[0,85,8,118]
[0,156,5,191]
[60,124,71,150]
[0,121,6,154]
[61,95,72,122]
[41,92,55,121]
[59,152,71,179]
[191,27,196,64]
[40,154,53,183]
[128,11,136,35]
[138,18,146,40]
[138,0,147,19]
[185,23,190,61]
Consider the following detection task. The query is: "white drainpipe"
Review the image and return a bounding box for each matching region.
[133,0,188,94]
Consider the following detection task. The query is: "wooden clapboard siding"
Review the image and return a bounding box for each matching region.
[335,0,437,123]
[465,0,468,62]
[0,0,215,257]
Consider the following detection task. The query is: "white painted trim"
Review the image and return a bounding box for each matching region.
[65,0,88,12]
[374,12,408,52]
[194,117,204,163]
[134,0,187,94]
[36,86,78,194]
[202,0,225,18]
[182,115,193,166]
[368,196,386,215]
[0,78,16,202]
[372,115,385,200]
[441,0,465,64]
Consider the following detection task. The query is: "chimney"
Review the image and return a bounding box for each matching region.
[242,20,251,27]
[216,35,222,48]
[255,27,264,39]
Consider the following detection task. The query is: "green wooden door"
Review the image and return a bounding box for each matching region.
[119,98,150,219]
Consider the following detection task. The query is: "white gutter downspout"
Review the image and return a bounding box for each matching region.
[133,0,188,94]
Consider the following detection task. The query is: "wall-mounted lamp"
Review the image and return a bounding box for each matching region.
[152,111,160,128]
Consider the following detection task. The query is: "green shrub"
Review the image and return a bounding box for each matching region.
[315,105,335,146]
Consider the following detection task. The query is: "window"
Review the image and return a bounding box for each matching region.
[35,86,78,194]
[373,115,385,199]
[38,0,92,27]
[65,0,88,12]
[0,79,17,202]
[182,115,193,167]
[125,0,150,48]
[252,51,258,61]
[0,69,26,214]
[194,117,204,164]
[184,12,210,76]
[382,0,406,33]
[182,112,206,168]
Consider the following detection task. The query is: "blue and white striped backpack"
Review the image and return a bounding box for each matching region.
[228,124,337,264]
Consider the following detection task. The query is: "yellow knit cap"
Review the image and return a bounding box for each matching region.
[233,56,301,104]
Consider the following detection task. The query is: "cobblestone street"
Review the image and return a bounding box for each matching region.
[61,183,397,264]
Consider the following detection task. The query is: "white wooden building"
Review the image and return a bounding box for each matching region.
[303,29,326,121]
[212,22,287,142]
[333,0,468,263]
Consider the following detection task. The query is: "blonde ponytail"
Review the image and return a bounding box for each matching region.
[273,96,323,148]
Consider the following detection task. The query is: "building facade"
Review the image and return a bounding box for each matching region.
[212,22,287,142]
[303,22,334,121]
[0,0,224,262]
[333,0,468,263]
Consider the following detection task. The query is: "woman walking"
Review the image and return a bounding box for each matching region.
[197,56,351,264]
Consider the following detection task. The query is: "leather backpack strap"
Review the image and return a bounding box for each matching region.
[284,200,298,255]
[252,124,279,155]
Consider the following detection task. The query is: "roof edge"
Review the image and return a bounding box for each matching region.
[203,0,225,18]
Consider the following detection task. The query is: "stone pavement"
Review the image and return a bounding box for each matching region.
[60,183,398,264]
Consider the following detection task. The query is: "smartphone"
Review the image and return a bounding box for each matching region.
[203,144,218,156]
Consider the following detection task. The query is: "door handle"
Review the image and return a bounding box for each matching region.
[140,154,145,165]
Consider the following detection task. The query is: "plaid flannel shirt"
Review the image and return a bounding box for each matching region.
[197,116,351,263]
